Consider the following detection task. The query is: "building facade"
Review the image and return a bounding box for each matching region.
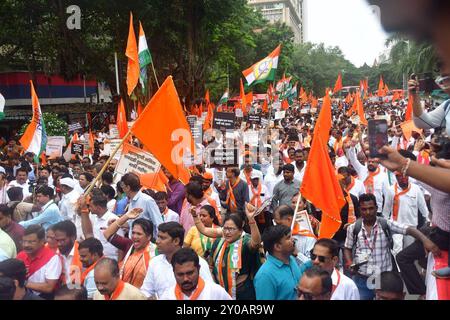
[248,0,306,43]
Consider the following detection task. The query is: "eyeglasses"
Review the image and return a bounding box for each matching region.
[310,251,330,263]
[222,227,238,233]
[295,288,314,300]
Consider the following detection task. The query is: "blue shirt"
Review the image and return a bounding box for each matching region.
[254,254,303,300]
[114,196,129,216]
[128,190,163,239]
[19,200,63,230]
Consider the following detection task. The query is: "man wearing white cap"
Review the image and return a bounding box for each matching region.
[59,177,82,240]
[248,171,271,231]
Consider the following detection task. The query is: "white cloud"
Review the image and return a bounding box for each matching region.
[305,0,390,67]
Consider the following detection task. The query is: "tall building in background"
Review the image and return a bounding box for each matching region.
[248,0,306,43]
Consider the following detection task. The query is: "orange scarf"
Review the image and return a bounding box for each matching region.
[364,167,380,194]
[80,257,102,284]
[333,139,343,153]
[121,245,152,288]
[226,178,240,213]
[345,192,356,224]
[250,183,265,224]
[346,177,356,193]
[393,183,411,221]
[104,280,126,300]
[244,170,252,186]
[61,241,83,285]
[174,277,205,300]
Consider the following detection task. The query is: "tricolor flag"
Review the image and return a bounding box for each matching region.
[19,81,47,162]
[0,92,5,120]
[138,22,152,93]
[126,12,139,96]
[218,89,229,105]
[242,44,281,86]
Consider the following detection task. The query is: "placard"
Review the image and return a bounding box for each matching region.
[243,130,259,146]
[68,122,82,133]
[47,136,67,147]
[260,118,269,128]
[109,124,119,138]
[248,114,261,124]
[46,144,63,157]
[295,210,316,238]
[213,112,235,131]
[103,139,123,160]
[235,108,243,118]
[116,143,161,176]
[71,142,84,155]
[274,111,286,120]
[207,148,239,168]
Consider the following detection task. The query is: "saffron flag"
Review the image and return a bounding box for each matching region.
[19,81,47,161]
[117,99,128,139]
[240,79,247,114]
[130,76,193,182]
[205,90,210,105]
[378,75,385,97]
[401,120,423,141]
[138,22,153,93]
[126,12,139,96]
[86,131,95,155]
[405,95,413,121]
[333,73,343,93]
[356,94,368,126]
[301,94,345,239]
[242,44,281,86]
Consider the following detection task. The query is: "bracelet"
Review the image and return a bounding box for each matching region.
[401,158,411,176]
[248,220,257,225]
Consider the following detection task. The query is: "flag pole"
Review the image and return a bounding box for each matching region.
[84,130,132,195]
[291,192,302,231]
[151,62,160,89]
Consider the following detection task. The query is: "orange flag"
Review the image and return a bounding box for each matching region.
[281,99,289,110]
[205,90,210,105]
[117,99,128,139]
[301,94,345,239]
[392,91,400,102]
[378,75,385,97]
[384,83,390,93]
[240,78,246,114]
[140,171,168,192]
[130,76,193,182]
[345,92,352,104]
[137,102,144,116]
[262,98,268,113]
[87,130,95,155]
[126,12,139,96]
[333,73,343,93]
[401,120,423,141]
[199,102,204,116]
[203,103,214,131]
[356,94,368,126]
[405,95,413,121]
[346,96,357,116]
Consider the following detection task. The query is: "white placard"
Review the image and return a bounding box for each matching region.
[116,143,160,176]
[243,130,259,146]
[275,111,286,120]
[103,139,123,160]
[109,124,119,138]
[235,108,243,118]
[45,144,63,157]
[47,136,67,147]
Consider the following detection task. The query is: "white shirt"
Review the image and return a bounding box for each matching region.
[162,208,180,223]
[294,162,306,185]
[331,269,360,300]
[346,147,389,210]
[27,254,62,296]
[59,189,82,240]
[89,211,122,260]
[348,178,366,198]
[382,183,429,226]
[7,180,31,198]
[107,199,117,212]
[140,253,213,298]
[84,268,96,299]
[263,171,283,198]
[62,246,77,286]
[239,169,264,184]
[160,279,232,300]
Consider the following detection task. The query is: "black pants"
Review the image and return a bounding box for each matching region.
[397,225,449,295]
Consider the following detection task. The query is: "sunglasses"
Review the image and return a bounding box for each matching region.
[310,251,330,263]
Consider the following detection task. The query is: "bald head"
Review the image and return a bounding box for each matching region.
[94,258,120,296]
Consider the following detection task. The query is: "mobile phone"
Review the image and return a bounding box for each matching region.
[350,260,368,270]
[368,119,388,159]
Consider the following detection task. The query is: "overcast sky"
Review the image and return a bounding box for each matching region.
[305,0,390,67]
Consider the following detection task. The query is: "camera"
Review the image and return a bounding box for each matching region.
[28,178,37,194]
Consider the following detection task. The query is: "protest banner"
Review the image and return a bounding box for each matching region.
[116,143,161,176]
[103,139,123,160]
[109,124,119,138]
[207,148,239,168]
[235,108,243,118]
[213,112,235,131]
[68,122,82,133]
[247,114,261,124]
[295,210,316,238]
[260,117,269,128]
[274,110,286,120]
[71,142,84,155]
[47,136,67,147]
[243,130,259,146]
[46,144,63,157]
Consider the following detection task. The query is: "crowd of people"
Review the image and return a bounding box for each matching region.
[0,0,450,302]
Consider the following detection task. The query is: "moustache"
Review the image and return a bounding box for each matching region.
[182,281,193,287]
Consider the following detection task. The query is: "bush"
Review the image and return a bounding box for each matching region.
[20,112,68,141]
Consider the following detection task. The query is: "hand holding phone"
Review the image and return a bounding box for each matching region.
[368,119,388,159]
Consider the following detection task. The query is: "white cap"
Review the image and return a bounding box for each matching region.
[250,171,260,179]
[60,177,76,189]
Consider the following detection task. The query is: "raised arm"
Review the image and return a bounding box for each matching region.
[245,203,262,250]
[191,207,223,238]
[103,208,143,240]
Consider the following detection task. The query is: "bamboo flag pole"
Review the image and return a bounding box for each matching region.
[84,130,132,195]
[151,62,160,88]
[291,192,302,232]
